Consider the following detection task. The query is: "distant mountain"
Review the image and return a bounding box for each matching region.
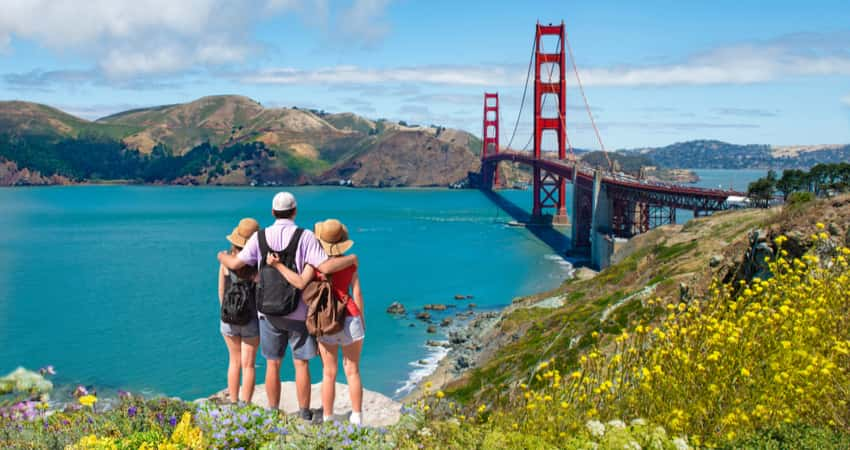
[0,96,482,187]
[626,139,850,170]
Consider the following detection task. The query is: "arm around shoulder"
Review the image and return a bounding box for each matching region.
[317,254,358,274]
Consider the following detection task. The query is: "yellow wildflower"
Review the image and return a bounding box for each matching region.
[78,395,97,408]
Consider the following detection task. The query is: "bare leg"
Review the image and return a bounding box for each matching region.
[265,359,282,409]
[318,342,339,418]
[223,335,242,402]
[293,358,311,409]
[240,336,259,403]
[342,339,363,413]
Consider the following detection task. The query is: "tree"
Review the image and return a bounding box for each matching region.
[776,169,808,199]
[748,177,775,208]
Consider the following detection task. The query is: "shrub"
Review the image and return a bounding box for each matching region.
[719,423,850,450]
[787,191,815,207]
[414,233,850,448]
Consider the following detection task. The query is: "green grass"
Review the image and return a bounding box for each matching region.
[653,240,698,261]
[274,149,331,176]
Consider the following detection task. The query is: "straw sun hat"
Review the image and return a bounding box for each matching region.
[226,218,260,248]
[314,219,354,256]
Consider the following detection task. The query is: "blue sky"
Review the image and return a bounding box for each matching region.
[1,0,850,148]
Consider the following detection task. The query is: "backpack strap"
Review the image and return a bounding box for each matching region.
[282,228,305,267]
[257,228,270,268]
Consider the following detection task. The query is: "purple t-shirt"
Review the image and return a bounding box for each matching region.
[237,219,328,321]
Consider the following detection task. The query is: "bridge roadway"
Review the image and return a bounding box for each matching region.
[481,151,745,269]
[483,151,739,204]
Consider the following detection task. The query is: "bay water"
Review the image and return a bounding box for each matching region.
[0,169,765,401]
[0,186,573,400]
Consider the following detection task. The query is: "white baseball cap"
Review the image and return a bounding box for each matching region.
[272,192,297,211]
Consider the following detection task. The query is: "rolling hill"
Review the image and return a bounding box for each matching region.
[0,96,482,187]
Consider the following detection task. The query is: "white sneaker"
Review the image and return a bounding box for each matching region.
[349,411,362,425]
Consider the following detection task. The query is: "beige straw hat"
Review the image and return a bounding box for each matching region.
[226,218,259,248]
[314,219,354,256]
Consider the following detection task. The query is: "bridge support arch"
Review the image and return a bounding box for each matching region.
[481,92,500,189]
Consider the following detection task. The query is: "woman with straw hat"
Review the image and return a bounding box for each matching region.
[266,218,365,425]
[218,217,261,403]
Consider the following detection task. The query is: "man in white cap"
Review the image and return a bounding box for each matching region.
[218,191,357,420]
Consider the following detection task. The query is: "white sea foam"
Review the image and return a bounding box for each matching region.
[394,342,451,397]
[544,254,576,278]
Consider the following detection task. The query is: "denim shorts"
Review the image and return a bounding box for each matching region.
[220,316,260,338]
[318,316,365,346]
[259,317,318,361]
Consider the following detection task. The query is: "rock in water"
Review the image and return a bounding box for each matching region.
[454,295,466,300]
[0,367,53,397]
[415,312,432,321]
[424,304,448,311]
[440,318,453,327]
[426,325,437,334]
[386,302,406,315]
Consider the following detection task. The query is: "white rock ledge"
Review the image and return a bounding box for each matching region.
[206,382,402,427]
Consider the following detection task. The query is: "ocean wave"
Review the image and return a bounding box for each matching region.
[544,254,577,279]
[393,342,451,397]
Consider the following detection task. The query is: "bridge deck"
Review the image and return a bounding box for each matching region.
[483,151,743,202]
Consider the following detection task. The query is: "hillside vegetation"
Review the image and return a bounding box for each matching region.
[6,197,850,449]
[0,96,480,187]
[631,139,850,169]
[415,195,850,447]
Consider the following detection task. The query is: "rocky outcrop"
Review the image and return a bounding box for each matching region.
[342,131,480,187]
[0,159,70,186]
[386,302,406,315]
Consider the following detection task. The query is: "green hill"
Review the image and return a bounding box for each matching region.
[0,96,481,187]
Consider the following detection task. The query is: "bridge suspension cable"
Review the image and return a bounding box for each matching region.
[505,34,536,152]
[564,27,611,171]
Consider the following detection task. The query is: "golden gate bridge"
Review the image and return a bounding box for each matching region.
[475,22,743,268]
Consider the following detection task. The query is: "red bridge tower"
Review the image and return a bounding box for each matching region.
[481,92,500,188]
[532,22,569,224]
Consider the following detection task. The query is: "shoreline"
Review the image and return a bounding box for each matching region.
[401,262,584,401]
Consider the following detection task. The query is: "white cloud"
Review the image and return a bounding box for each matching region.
[339,0,392,45]
[0,0,355,78]
[241,64,518,86]
[240,32,850,88]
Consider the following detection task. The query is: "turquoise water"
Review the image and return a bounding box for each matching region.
[0,186,573,400]
[0,170,765,401]
[690,168,768,192]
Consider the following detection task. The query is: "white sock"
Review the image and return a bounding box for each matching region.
[350,411,361,425]
[323,415,332,422]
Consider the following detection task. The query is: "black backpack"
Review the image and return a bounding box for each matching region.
[221,271,256,325]
[256,227,305,317]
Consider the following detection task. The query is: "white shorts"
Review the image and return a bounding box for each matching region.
[318,316,365,346]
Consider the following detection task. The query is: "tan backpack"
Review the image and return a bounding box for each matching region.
[302,274,348,337]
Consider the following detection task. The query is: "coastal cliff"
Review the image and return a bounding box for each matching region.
[417,194,850,406]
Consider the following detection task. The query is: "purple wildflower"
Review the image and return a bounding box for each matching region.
[127,406,137,418]
[169,416,177,426]
[73,386,88,398]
